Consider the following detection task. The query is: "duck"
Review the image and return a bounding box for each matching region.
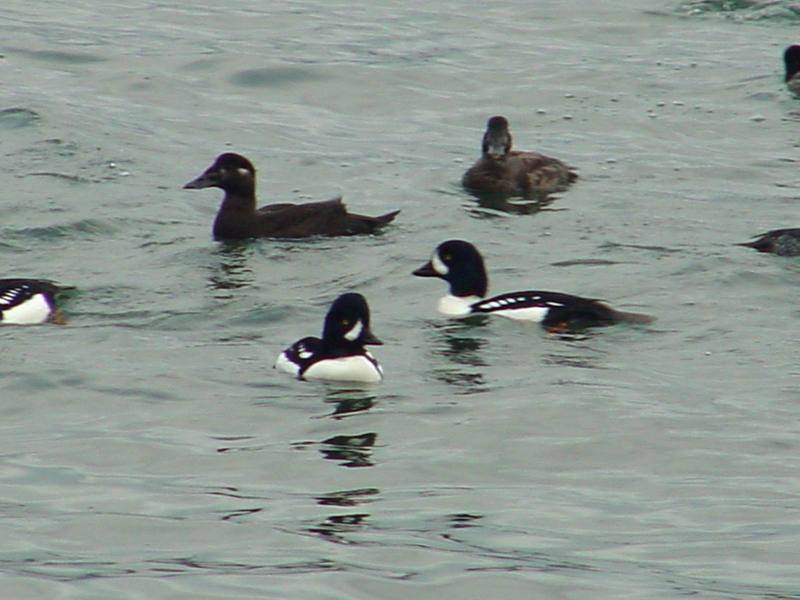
[784,45,800,94]
[462,116,577,198]
[183,153,400,240]
[0,279,66,325]
[412,240,652,330]
[275,292,384,383]
[739,228,800,256]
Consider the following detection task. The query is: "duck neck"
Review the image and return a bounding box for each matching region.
[219,181,257,213]
[450,267,488,298]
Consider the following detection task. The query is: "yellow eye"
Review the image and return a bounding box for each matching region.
[443,254,451,261]
[341,319,351,326]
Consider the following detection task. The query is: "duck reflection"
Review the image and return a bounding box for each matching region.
[307,513,370,544]
[427,319,489,392]
[315,487,379,507]
[319,432,377,468]
[320,387,377,419]
[206,242,254,296]
[447,513,483,529]
[308,488,378,542]
[466,190,557,217]
[542,331,603,369]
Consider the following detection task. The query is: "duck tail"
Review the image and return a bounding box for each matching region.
[345,209,400,234]
[374,209,401,225]
[612,309,655,324]
[737,237,769,252]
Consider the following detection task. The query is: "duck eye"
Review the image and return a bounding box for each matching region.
[443,254,451,262]
[341,319,351,327]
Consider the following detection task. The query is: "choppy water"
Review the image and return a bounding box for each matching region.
[2,1,799,598]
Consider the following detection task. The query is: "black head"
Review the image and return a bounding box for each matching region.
[322,293,382,347]
[412,239,489,297]
[183,153,256,192]
[481,115,512,159]
[784,45,800,82]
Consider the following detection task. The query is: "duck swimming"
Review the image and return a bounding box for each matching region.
[462,116,577,198]
[275,292,384,383]
[413,240,652,331]
[184,153,400,240]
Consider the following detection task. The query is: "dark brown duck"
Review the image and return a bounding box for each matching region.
[184,153,400,240]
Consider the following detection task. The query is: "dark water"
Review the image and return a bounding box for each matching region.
[2,1,799,598]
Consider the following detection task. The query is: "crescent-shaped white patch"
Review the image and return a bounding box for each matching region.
[432,252,448,276]
[344,320,363,341]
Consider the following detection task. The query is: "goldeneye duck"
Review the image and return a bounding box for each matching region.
[412,240,653,330]
[462,116,577,198]
[785,45,800,94]
[184,153,400,240]
[739,228,800,256]
[275,292,384,383]
[0,279,66,325]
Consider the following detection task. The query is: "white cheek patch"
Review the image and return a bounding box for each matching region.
[1,293,52,324]
[344,320,363,342]
[237,167,251,177]
[431,253,449,276]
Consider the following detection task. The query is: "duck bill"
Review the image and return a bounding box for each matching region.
[485,142,506,159]
[362,329,383,345]
[183,171,217,189]
[482,128,510,159]
[412,260,438,277]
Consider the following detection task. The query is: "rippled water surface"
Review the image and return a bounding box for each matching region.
[2,1,800,598]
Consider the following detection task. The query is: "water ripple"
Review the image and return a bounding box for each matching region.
[0,107,40,129]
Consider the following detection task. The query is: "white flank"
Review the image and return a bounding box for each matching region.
[438,294,482,317]
[491,306,549,322]
[274,351,301,376]
[2,294,52,324]
[303,355,383,383]
[431,252,449,276]
[344,320,363,341]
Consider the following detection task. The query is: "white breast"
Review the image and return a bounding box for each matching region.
[274,351,301,376]
[1,293,52,324]
[302,355,383,383]
[437,294,482,317]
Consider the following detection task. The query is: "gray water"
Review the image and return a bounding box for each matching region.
[2,1,800,598]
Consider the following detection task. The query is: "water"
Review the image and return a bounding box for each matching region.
[2,1,799,598]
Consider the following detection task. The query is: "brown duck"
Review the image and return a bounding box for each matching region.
[462,116,577,198]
